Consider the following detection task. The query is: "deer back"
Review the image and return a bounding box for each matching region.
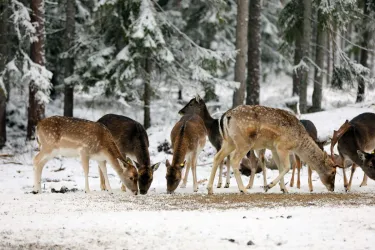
[337,113,375,171]
[170,114,207,166]
[97,114,150,167]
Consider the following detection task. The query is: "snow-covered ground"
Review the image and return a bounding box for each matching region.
[1,75,375,249]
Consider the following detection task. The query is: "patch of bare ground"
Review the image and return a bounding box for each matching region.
[105,192,375,211]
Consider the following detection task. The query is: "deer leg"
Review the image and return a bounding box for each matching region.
[224,155,231,188]
[290,155,296,187]
[98,165,106,191]
[207,141,235,195]
[217,160,223,188]
[265,149,290,193]
[80,154,90,193]
[342,159,349,191]
[347,163,357,192]
[270,151,287,193]
[296,156,301,189]
[259,150,267,188]
[360,174,368,187]
[191,154,199,192]
[98,161,112,194]
[181,159,191,188]
[231,149,251,194]
[32,150,53,194]
[308,166,313,192]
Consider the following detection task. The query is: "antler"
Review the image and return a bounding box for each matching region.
[330,120,351,161]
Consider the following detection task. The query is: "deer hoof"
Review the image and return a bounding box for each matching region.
[264,185,271,192]
[207,187,214,195]
[224,183,230,188]
[281,188,288,194]
[217,183,222,188]
[240,189,247,194]
[31,190,39,194]
[245,184,252,189]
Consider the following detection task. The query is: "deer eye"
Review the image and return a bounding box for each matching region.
[129,177,134,181]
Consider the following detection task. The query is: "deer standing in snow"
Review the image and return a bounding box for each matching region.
[206,105,340,195]
[33,116,139,194]
[166,114,207,193]
[289,119,329,191]
[330,112,375,191]
[97,114,160,195]
[178,96,267,189]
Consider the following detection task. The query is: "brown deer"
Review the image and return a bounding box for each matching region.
[166,114,206,193]
[289,119,329,191]
[330,112,375,191]
[357,150,375,181]
[178,95,267,189]
[32,116,139,195]
[206,105,340,195]
[97,114,160,195]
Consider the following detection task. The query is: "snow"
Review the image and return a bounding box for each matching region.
[1,74,375,248]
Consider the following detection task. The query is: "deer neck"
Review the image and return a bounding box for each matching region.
[294,135,328,174]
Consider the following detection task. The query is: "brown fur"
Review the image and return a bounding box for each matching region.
[166,114,207,193]
[33,116,138,194]
[97,114,160,195]
[207,105,338,195]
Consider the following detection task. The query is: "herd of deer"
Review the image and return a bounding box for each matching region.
[32,95,375,196]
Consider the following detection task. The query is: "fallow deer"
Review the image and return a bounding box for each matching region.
[330,112,375,191]
[357,150,375,181]
[166,114,207,193]
[289,119,329,191]
[97,114,160,195]
[206,105,340,195]
[33,116,139,194]
[178,95,267,189]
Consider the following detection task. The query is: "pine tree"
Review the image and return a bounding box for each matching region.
[0,1,8,148]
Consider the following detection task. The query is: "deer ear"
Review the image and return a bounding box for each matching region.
[151,162,160,172]
[357,150,367,161]
[117,158,127,170]
[125,157,133,164]
[166,159,171,167]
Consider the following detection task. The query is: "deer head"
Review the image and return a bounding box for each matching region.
[178,95,205,116]
[118,157,139,194]
[165,159,186,193]
[135,161,160,195]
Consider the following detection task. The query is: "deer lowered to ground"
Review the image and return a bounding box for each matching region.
[33,116,139,194]
[206,105,341,195]
[289,119,330,192]
[178,96,267,189]
[166,114,207,193]
[330,112,375,191]
[97,114,160,195]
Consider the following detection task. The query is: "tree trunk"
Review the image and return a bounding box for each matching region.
[356,0,370,103]
[246,0,261,105]
[63,0,75,117]
[144,59,151,129]
[27,0,46,140]
[0,1,7,148]
[299,0,312,113]
[293,35,302,96]
[312,13,326,112]
[326,30,331,86]
[232,0,249,108]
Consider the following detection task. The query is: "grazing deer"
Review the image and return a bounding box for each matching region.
[166,114,206,193]
[178,95,267,189]
[330,112,375,191]
[97,114,160,195]
[289,119,329,191]
[33,116,139,195]
[206,105,340,195]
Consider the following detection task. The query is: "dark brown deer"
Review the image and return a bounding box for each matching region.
[206,105,341,195]
[97,114,160,195]
[289,119,329,191]
[166,114,207,193]
[33,116,138,194]
[330,112,375,191]
[179,96,267,189]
